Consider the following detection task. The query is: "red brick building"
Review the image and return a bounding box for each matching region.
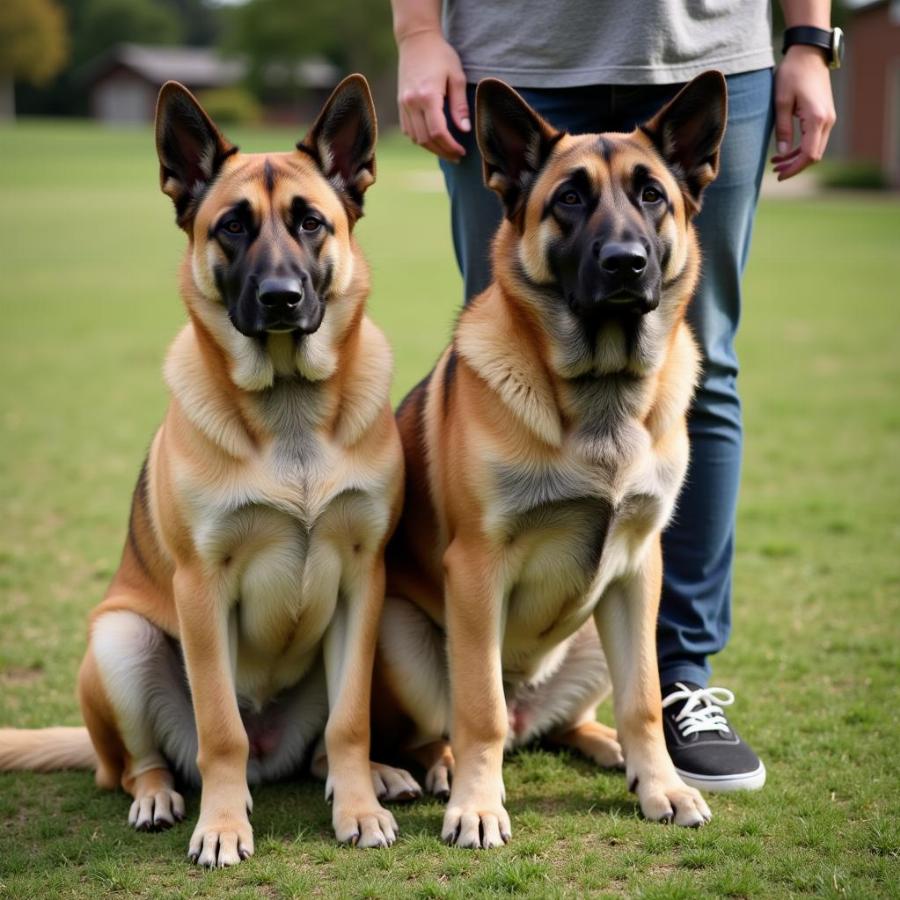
[839,0,900,185]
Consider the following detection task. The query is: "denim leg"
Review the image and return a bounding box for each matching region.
[440,84,615,304]
[437,72,774,689]
[439,85,500,303]
[657,69,774,688]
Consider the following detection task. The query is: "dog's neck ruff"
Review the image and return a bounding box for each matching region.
[164,301,391,463]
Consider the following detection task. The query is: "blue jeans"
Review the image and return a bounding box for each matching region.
[439,69,774,688]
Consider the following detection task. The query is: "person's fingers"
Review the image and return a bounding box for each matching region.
[400,88,432,141]
[774,152,811,180]
[770,147,801,165]
[399,89,463,161]
[399,106,414,142]
[799,112,825,166]
[773,90,795,157]
[408,105,431,148]
[409,108,454,161]
[423,95,465,161]
[816,105,837,161]
[447,71,471,133]
[778,102,834,179]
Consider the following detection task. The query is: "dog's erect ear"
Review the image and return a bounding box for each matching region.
[641,70,728,215]
[476,79,560,226]
[155,81,237,230]
[298,74,377,223]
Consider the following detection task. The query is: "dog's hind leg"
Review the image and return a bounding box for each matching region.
[311,744,423,804]
[549,720,624,770]
[511,621,624,769]
[409,740,454,801]
[376,595,452,799]
[86,608,186,831]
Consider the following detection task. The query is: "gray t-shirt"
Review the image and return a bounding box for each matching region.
[443,0,774,87]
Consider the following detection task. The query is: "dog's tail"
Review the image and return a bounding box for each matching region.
[0,727,97,772]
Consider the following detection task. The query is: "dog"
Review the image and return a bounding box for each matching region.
[0,75,416,866]
[372,71,727,848]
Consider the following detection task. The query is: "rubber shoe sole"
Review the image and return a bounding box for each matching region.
[676,760,766,793]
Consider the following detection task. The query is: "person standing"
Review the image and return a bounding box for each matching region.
[390,0,838,791]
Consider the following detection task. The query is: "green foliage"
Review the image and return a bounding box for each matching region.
[14,0,222,117]
[223,0,395,100]
[73,0,182,66]
[0,0,68,84]
[817,160,889,191]
[0,120,899,897]
[195,86,262,127]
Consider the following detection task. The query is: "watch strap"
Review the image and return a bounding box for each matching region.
[782,26,833,60]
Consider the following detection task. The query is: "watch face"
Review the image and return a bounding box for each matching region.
[832,27,845,68]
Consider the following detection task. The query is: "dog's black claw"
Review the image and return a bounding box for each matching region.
[628,776,639,793]
[435,789,451,802]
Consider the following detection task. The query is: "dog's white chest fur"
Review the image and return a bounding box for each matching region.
[184,390,388,708]
[489,417,687,684]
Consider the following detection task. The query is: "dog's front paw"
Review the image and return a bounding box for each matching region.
[188,811,254,867]
[127,768,185,831]
[633,775,712,827]
[442,797,511,849]
[371,762,422,803]
[129,786,185,831]
[333,801,399,848]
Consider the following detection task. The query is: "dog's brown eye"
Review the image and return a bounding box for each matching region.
[301,216,322,233]
[559,190,581,206]
[223,219,245,235]
[642,187,662,203]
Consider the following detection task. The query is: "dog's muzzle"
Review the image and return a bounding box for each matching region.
[587,240,660,314]
[257,276,323,334]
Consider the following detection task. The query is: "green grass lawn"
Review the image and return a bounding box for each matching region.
[1,120,899,898]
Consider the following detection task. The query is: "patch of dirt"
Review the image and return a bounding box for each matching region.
[0,665,44,685]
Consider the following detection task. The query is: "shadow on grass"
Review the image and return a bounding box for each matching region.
[1,755,641,880]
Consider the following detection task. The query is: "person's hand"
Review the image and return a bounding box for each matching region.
[397,29,470,162]
[771,45,837,180]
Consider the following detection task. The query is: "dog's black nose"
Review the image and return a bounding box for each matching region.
[597,242,648,277]
[257,277,303,309]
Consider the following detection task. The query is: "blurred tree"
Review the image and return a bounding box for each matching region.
[0,0,68,119]
[167,0,221,47]
[15,0,222,117]
[224,0,395,102]
[74,0,182,67]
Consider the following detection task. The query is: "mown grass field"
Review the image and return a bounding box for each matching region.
[1,120,899,898]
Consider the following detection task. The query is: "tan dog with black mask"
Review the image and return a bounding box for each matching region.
[0,75,417,866]
[373,72,727,848]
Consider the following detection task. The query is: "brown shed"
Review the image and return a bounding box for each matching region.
[83,44,245,124]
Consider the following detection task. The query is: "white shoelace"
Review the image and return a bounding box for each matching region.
[662,683,735,737]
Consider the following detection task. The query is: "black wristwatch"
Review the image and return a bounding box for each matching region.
[782,26,844,69]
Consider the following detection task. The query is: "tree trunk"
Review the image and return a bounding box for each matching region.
[0,78,14,121]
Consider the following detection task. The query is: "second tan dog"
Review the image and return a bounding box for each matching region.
[374,72,727,848]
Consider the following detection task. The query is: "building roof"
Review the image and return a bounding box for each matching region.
[843,0,897,11]
[82,43,341,92]
[83,43,244,89]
